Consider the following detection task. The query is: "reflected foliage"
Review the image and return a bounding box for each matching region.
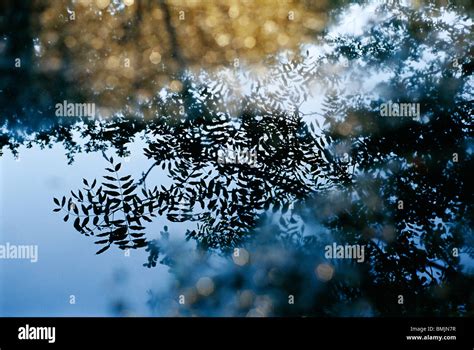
[54,155,149,253]
[1,0,473,316]
[0,0,343,159]
[146,3,473,316]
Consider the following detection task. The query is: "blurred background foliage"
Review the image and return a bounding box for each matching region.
[1,0,341,124]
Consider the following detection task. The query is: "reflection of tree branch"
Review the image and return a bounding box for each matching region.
[368,240,404,282]
[368,240,453,280]
[426,260,454,275]
[160,0,185,70]
[137,161,159,189]
[425,265,436,282]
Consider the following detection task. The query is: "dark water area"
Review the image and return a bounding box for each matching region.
[0,0,473,317]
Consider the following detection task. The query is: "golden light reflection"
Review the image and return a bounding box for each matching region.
[232,248,250,266]
[196,277,215,296]
[315,263,335,282]
[35,0,330,110]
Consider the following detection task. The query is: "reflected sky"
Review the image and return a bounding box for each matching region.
[0,139,174,316]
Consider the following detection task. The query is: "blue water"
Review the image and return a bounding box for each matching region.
[0,140,173,316]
